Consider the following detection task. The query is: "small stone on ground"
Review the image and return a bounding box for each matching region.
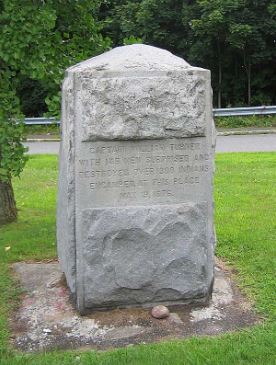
[151,305,170,319]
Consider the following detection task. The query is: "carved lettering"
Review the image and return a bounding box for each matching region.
[78,138,210,205]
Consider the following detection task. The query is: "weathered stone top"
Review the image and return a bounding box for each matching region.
[63,44,212,141]
[67,44,191,74]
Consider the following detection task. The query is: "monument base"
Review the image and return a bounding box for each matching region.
[77,203,213,313]
[11,260,259,353]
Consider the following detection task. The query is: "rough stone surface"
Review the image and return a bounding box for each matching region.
[151,305,170,319]
[10,261,260,353]
[81,203,213,310]
[57,44,216,313]
[78,74,207,141]
[68,45,207,141]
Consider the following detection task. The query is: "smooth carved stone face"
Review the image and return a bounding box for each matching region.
[76,138,211,208]
[57,44,215,314]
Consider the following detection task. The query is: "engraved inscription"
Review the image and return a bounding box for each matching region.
[76,138,211,207]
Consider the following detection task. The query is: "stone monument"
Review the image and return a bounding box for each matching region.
[57,44,216,314]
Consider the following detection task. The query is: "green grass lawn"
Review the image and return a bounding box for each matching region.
[23,124,60,139]
[0,153,275,364]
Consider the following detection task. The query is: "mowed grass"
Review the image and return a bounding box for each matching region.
[0,153,275,364]
[215,115,276,129]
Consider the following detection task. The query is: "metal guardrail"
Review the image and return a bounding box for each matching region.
[24,106,276,125]
[213,105,276,117]
[24,117,58,125]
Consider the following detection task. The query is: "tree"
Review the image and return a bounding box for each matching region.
[227,0,276,105]
[189,0,276,106]
[0,0,110,224]
[190,0,243,108]
[100,0,191,56]
[0,70,27,224]
[101,0,276,107]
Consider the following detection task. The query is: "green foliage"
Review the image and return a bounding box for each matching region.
[22,124,60,138]
[215,115,276,128]
[0,70,27,182]
[0,0,111,117]
[101,0,189,55]
[100,0,276,107]
[17,78,48,117]
[123,35,142,45]
[0,0,111,183]
[1,0,275,120]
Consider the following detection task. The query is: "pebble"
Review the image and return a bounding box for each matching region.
[151,305,170,319]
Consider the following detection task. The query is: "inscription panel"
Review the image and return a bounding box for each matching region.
[76,137,211,208]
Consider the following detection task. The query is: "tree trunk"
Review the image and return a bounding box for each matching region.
[217,40,222,108]
[243,51,251,106]
[218,60,222,108]
[247,60,251,106]
[0,179,17,225]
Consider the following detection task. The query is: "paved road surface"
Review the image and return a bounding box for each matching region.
[25,141,59,154]
[24,134,276,154]
[216,134,276,152]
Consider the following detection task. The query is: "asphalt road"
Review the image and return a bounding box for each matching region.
[24,134,276,154]
[216,133,276,152]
